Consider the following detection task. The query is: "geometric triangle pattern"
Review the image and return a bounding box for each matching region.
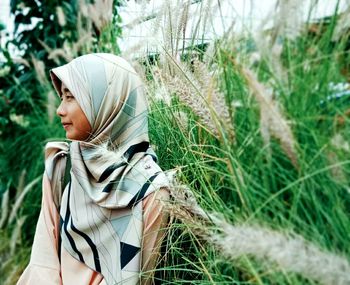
[120,242,141,269]
[122,252,141,272]
[111,215,132,239]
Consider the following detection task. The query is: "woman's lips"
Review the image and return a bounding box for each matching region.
[62,123,72,130]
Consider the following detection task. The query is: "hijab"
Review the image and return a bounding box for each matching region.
[46,53,169,285]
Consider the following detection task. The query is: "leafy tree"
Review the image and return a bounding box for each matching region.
[0,0,122,181]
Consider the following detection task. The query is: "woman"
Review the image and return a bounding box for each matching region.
[17,53,170,285]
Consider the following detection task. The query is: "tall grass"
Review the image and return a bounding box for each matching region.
[141,1,350,283]
[1,0,350,284]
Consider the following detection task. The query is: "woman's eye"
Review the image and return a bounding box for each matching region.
[65,94,74,100]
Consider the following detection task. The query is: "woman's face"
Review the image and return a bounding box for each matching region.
[56,82,92,141]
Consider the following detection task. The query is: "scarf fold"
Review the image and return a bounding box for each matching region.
[46,53,169,285]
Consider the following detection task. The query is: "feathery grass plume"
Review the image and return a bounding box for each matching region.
[47,90,57,123]
[0,66,11,77]
[254,0,304,55]
[253,0,304,86]
[150,2,235,140]
[38,39,74,64]
[178,0,190,52]
[160,0,217,62]
[332,3,350,41]
[77,1,94,50]
[144,66,172,108]
[56,6,66,27]
[12,57,30,67]
[2,264,22,285]
[10,216,26,256]
[121,0,166,54]
[164,170,210,237]
[210,222,350,285]
[164,0,190,55]
[31,55,57,122]
[87,0,113,33]
[31,55,48,86]
[162,0,180,60]
[273,0,305,41]
[241,67,299,169]
[327,133,349,182]
[155,53,236,140]
[159,0,188,58]
[121,42,145,60]
[199,0,215,38]
[147,80,171,106]
[155,59,220,138]
[47,33,94,64]
[166,175,350,285]
[253,32,287,85]
[0,188,10,229]
[17,170,26,194]
[203,39,217,65]
[9,113,29,128]
[122,0,218,59]
[327,151,347,183]
[8,176,41,224]
[331,133,350,152]
[40,22,93,64]
[176,110,190,131]
[47,49,74,63]
[192,59,235,141]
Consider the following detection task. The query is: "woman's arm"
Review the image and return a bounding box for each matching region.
[17,172,62,285]
[141,188,170,285]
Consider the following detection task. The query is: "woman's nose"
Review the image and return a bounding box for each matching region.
[56,101,66,117]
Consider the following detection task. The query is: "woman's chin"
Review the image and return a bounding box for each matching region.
[66,132,90,141]
[65,132,77,140]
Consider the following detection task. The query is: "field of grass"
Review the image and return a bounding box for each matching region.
[0,1,349,284]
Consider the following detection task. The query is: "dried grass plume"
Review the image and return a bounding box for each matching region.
[165,173,350,285]
[242,67,299,168]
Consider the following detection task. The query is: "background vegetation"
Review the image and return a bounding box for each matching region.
[0,0,349,284]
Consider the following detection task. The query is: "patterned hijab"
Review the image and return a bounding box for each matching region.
[46,53,169,284]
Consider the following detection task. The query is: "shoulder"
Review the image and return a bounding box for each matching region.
[44,141,69,181]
